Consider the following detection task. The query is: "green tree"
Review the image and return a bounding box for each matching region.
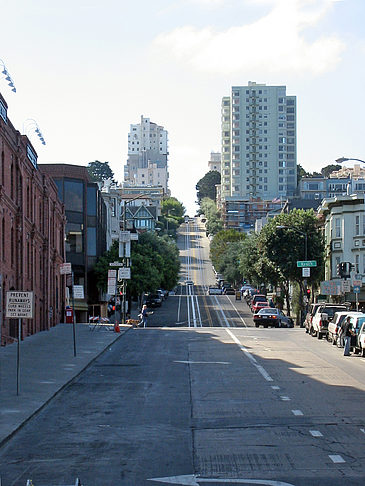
[321,164,341,178]
[87,160,115,182]
[196,170,221,203]
[259,209,324,315]
[93,233,180,301]
[210,229,245,270]
[200,197,223,235]
[160,197,185,236]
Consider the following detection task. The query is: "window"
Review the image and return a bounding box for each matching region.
[355,215,360,236]
[87,186,97,216]
[65,223,83,253]
[87,227,97,256]
[335,218,341,238]
[64,180,84,212]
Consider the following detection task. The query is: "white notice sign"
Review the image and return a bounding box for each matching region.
[73,285,84,299]
[60,263,72,275]
[6,291,34,319]
[118,267,131,280]
[119,231,131,243]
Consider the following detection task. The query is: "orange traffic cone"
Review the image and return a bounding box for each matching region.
[114,322,120,333]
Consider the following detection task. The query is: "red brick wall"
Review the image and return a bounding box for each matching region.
[0,92,66,345]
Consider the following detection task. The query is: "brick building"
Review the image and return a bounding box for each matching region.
[0,92,65,345]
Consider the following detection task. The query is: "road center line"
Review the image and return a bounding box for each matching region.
[225,329,274,382]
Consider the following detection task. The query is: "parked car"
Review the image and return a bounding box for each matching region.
[355,321,365,357]
[185,280,194,286]
[253,307,294,328]
[328,311,363,346]
[157,290,166,301]
[251,301,269,314]
[223,286,235,295]
[250,294,268,312]
[310,303,350,339]
[304,303,322,334]
[208,286,223,295]
[144,293,163,308]
[345,313,365,353]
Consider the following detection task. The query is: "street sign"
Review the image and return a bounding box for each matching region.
[118,267,131,279]
[73,285,84,299]
[119,231,131,243]
[130,233,139,241]
[6,291,33,319]
[60,263,72,275]
[352,279,362,287]
[302,267,310,277]
[353,285,361,294]
[109,261,124,267]
[108,269,117,278]
[342,280,351,292]
[107,285,116,295]
[297,260,317,268]
[320,280,342,295]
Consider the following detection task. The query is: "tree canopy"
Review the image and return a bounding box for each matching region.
[160,197,185,236]
[196,170,221,202]
[200,198,223,235]
[87,160,115,182]
[93,232,180,299]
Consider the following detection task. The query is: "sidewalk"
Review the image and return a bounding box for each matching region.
[0,322,133,447]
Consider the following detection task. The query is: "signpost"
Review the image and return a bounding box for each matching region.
[302,267,310,277]
[297,260,317,268]
[6,291,34,395]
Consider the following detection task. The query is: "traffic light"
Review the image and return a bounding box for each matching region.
[306,288,311,298]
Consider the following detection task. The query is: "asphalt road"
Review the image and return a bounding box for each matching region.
[1,219,365,486]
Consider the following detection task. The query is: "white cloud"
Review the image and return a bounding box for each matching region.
[153,0,345,76]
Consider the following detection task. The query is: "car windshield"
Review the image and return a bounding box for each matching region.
[254,296,267,302]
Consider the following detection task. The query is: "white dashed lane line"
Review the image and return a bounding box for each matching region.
[310,430,323,437]
[329,455,345,463]
[291,410,304,416]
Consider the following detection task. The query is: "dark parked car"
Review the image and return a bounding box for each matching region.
[144,293,163,308]
[253,308,294,328]
[223,286,235,295]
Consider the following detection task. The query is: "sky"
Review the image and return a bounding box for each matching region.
[0,0,364,215]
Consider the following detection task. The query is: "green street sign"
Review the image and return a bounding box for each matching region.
[297,260,317,268]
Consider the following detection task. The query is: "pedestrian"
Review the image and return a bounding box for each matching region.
[139,304,149,328]
[340,316,355,356]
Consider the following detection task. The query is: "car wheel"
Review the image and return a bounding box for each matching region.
[264,324,268,328]
[255,323,259,328]
[361,347,365,357]
[310,327,317,337]
[317,332,322,340]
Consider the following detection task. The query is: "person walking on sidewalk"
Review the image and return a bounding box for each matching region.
[340,316,355,356]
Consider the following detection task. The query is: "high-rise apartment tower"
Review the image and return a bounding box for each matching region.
[221,82,297,201]
[124,116,169,192]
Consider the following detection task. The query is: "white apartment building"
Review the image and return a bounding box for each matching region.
[208,151,221,172]
[124,115,169,192]
[221,82,297,202]
[318,194,365,304]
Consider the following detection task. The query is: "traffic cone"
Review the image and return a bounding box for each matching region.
[114,322,120,333]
